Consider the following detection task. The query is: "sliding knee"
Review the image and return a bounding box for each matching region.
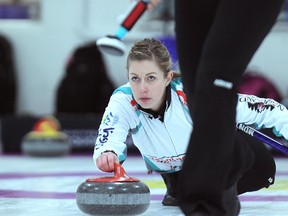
[160,171,180,206]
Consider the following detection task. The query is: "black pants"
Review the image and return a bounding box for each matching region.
[174,0,284,214]
[236,132,276,194]
[162,132,276,196]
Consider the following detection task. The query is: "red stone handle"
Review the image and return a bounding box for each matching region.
[86,163,140,182]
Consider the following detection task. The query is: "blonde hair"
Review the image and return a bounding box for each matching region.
[127,38,180,78]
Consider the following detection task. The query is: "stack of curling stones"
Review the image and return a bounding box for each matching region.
[76,163,150,215]
[21,116,71,157]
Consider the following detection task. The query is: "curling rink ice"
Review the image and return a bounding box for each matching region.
[0,154,288,216]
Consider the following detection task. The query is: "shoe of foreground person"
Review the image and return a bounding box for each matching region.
[185,183,241,216]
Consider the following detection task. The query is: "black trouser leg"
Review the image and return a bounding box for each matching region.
[160,132,276,206]
[175,0,283,215]
[236,131,276,194]
[161,172,180,206]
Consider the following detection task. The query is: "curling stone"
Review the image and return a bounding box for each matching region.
[76,163,150,215]
[21,116,71,157]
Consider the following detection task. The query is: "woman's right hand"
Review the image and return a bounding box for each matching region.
[130,0,161,11]
[146,0,161,11]
[96,152,119,172]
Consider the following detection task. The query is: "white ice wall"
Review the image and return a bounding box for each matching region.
[0,0,287,115]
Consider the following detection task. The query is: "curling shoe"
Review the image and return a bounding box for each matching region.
[162,194,179,206]
[186,183,240,216]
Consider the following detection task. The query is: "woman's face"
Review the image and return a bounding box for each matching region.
[128,60,172,111]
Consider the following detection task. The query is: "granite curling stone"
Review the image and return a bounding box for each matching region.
[21,116,71,157]
[76,163,150,215]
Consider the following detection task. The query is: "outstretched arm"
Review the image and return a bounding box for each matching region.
[236,94,288,140]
